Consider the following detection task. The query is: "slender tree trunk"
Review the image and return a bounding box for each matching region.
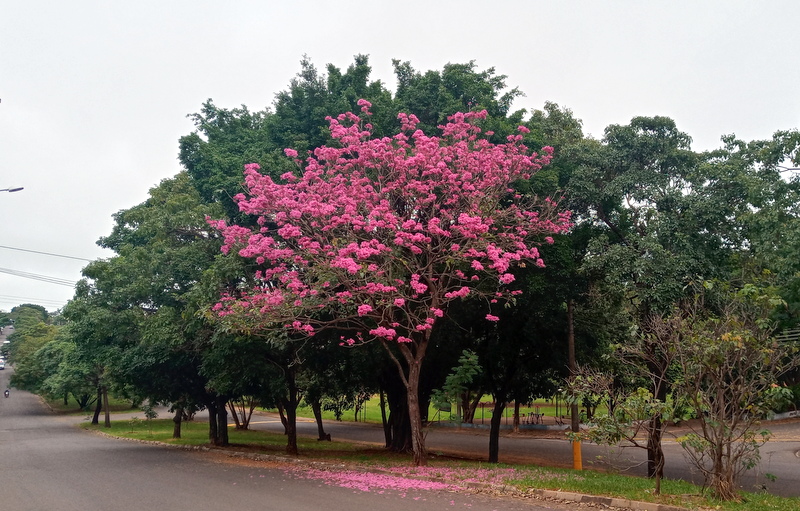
[513,401,521,433]
[381,348,413,453]
[379,389,391,447]
[464,392,482,424]
[172,406,183,439]
[102,386,111,428]
[647,417,664,494]
[311,399,329,441]
[216,395,229,447]
[488,399,506,463]
[207,399,219,445]
[406,358,427,466]
[228,400,242,429]
[283,368,300,455]
[91,386,102,425]
[275,401,289,434]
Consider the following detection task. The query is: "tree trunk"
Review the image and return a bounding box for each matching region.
[282,368,300,455]
[228,400,242,429]
[275,401,289,434]
[207,400,218,444]
[91,386,102,425]
[488,399,506,463]
[311,399,329,441]
[379,389,391,447]
[463,392,482,424]
[381,364,412,452]
[647,415,665,487]
[172,406,182,439]
[406,358,427,466]
[216,395,229,447]
[513,401,521,433]
[102,386,111,428]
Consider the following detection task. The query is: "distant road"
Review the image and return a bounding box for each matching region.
[0,367,567,511]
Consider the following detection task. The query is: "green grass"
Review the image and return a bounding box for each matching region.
[84,417,800,511]
[285,397,587,425]
[45,395,139,415]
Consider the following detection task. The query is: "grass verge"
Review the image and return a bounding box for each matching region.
[45,395,139,415]
[82,418,799,511]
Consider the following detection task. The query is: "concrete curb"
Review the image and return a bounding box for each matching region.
[531,489,689,511]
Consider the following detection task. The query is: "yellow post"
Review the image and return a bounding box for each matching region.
[572,439,583,470]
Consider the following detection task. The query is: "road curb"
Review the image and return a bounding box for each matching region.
[531,489,688,511]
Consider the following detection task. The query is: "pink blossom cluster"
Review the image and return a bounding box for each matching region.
[211,102,571,341]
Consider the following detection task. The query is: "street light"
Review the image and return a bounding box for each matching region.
[0,187,23,193]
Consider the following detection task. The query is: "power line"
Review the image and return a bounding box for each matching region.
[0,294,67,308]
[0,267,76,287]
[0,245,94,262]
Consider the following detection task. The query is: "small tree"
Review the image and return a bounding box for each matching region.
[570,365,675,495]
[673,282,799,500]
[211,102,570,465]
[430,349,483,423]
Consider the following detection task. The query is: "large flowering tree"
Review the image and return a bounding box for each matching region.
[211,100,571,465]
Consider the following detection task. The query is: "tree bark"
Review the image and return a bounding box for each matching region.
[91,386,102,425]
[381,357,412,452]
[488,399,505,463]
[379,389,391,447]
[172,406,182,439]
[275,401,289,434]
[102,386,111,428]
[311,399,329,441]
[207,399,219,444]
[215,395,229,447]
[406,362,427,466]
[282,367,300,455]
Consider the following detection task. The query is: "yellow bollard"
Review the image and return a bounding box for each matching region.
[572,440,583,470]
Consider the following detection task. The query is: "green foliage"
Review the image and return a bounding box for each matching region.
[430,350,482,414]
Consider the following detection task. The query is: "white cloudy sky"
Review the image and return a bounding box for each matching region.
[1,1,798,312]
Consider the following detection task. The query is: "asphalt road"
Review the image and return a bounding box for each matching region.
[0,368,570,511]
[245,408,800,497]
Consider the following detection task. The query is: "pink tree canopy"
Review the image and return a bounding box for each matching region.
[211,100,571,465]
[211,101,571,341]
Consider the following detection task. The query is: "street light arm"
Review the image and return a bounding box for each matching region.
[0,187,24,193]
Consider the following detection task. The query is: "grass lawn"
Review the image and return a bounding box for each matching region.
[82,418,800,511]
[285,397,585,426]
[45,395,140,415]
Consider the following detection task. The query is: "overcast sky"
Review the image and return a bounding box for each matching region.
[1,1,798,312]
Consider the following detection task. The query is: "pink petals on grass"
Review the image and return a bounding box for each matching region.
[295,468,458,493]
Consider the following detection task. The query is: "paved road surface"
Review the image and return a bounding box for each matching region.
[0,367,573,511]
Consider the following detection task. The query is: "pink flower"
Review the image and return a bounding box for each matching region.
[499,273,515,284]
[357,304,373,316]
[486,314,500,322]
[394,298,406,307]
[284,148,298,158]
